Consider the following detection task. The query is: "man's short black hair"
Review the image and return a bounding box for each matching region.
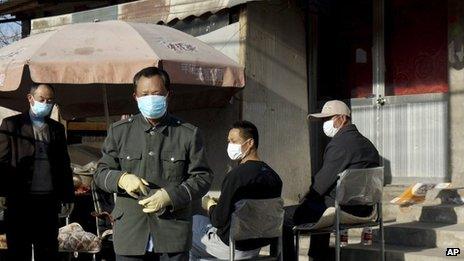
[30,83,54,95]
[133,67,171,92]
[232,120,259,149]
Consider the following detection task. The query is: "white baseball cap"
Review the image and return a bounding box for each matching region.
[308,100,351,120]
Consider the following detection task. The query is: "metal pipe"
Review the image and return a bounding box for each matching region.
[229,237,235,261]
[372,0,386,99]
[102,84,110,127]
[335,176,342,261]
[373,0,386,169]
[379,202,385,261]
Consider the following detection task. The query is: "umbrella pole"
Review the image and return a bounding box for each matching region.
[102,84,110,128]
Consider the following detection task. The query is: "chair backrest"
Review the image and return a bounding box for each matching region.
[336,167,384,206]
[229,198,284,241]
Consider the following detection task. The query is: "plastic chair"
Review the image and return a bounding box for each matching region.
[90,181,115,240]
[293,167,385,261]
[229,198,284,261]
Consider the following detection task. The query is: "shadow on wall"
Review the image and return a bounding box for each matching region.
[175,101,240,192]
[448,0,464,187]
[241,76,311,202]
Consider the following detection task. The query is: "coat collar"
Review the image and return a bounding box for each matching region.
[20,111,34,140]
[137,113,171,133]
[333,124,358,139]
[21,110,55,140]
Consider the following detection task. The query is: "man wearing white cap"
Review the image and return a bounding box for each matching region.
[283,100,380,261]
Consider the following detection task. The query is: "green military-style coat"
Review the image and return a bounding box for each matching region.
[94,113,213,255]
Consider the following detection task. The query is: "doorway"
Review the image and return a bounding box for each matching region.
[310,0,449,184]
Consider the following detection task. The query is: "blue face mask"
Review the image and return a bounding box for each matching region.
[136,95,167,119]
[31,98,54,118]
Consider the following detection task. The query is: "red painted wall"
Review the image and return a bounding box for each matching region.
[385,0,448,95]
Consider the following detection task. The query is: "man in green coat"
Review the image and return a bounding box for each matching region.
[94,67,213,261]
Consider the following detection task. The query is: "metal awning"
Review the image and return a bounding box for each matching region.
[0,1,135,21]
[31,0,260,34]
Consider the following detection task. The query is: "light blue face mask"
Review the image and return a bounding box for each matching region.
[31,98,54,118]
[136,95,167,119]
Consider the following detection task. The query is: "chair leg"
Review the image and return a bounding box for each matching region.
[294,231,300,261]
[335,229,341,261]
[380,222,385,261]
[270,237,277,256]
[229,239,235,261]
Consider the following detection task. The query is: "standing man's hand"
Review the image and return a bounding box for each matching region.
[0,197,6,210]
[138,189,172,213]
[118,173,149,198]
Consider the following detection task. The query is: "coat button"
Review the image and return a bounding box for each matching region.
[126,156,131,160]
[170,157,175,161]
[150,131,155,136]
[148,151,155,156]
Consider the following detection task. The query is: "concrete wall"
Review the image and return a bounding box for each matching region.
[176,105,239,191]
[449,0,464,186]
[244,1,310,203]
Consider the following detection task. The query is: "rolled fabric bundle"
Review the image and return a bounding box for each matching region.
[58,223,101,252]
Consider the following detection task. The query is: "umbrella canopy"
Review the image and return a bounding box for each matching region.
[0,20,244,119]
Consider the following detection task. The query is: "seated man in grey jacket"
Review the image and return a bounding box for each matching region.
[283,100,380,261]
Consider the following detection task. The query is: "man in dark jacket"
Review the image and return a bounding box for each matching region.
[190,121,282,260]
[0,83,75,261]
[283,100,380,261]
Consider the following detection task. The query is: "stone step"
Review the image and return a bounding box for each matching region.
[382,203,400,222]
[383,185,409,202]
[298,237,459,260]
[397,204,464,224]
[372,222,464,249]
[337,243,458,261]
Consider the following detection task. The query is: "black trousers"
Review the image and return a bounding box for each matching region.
[116,252,189,261]
[283,200,332,261]
[5,194,60,261]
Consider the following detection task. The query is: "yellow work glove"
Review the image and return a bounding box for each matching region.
[0,197,6,210]
[201,195,218,211]
[118,173,149,198]
[138,189,172,213]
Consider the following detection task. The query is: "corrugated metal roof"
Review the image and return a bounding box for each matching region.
[0,1,130,18]
[118,0,256,23]
[31,0,259,34]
